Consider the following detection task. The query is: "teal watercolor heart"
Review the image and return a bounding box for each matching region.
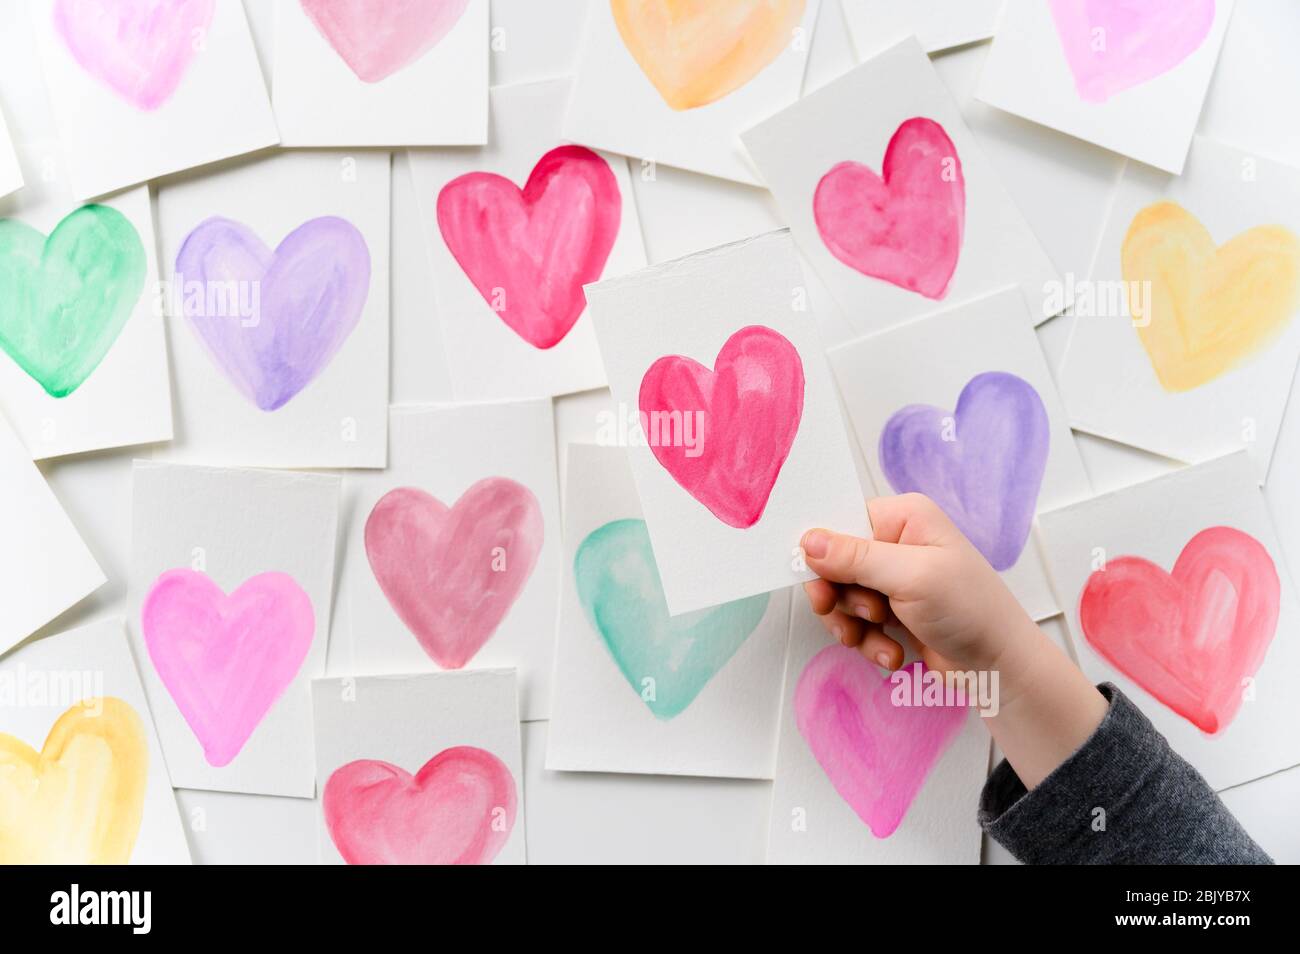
[0,204,146,398]
[574,518,770,719]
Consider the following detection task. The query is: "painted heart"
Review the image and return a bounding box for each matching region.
[141,569,315,766]
[639,325,804,529]
[53,0,215,110]
[814,117,965,300]
[611,0,806,110]
[0,699,147,864]
[1079,526,1280,734]
[323,746,517,865]
[0,204,145,398]
[574,518,770,719]
[436,145,621,350]
[795,652,967,838]
[174,215,371,411]
[1122,201,1300,392]
[364,478,543,669]
[1048,0,1217,103]
[878,371,1050,572]
[300,0,470,83]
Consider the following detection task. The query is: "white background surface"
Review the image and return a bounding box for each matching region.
[4,0,1300,864]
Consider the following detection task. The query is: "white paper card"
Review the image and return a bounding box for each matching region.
[587,230,867,614]
[0,109,19,198]
[312,669,525,865]
[841,0,1002,59]
[742,38,1061,333]
[128,460,340,797]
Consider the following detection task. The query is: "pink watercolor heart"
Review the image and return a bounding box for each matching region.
[323,746,517,865]
[795,650,968,838]
[141,568,315,767]
[364,478,544,669]
[437,145,622,350]
[639,325,804,529]
[1048,0,1217,103]
[300,0,470,83]
[814,117,965,300]
[53,0,215,111]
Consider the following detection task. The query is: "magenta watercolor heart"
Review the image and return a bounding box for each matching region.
[814,117,965,300]
[639,325,804,529]
[53,0,215,110]
[1048,0,1217,103]
[323,746,517,865]
[174,215,370,411]
[364,478,544,669]
[437,145,621,350]
[141,568,315,767]
[300,0,470,83]
[879,372,1049,572]
[796,651,967,838]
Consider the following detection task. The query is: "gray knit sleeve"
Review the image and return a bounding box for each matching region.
[978,684,1272,864]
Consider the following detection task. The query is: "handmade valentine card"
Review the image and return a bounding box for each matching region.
[1058,137,1300,481]
[977,0,1235,174]
[0,110,18,198]
[1038,451,1300,791]
[828,287,1092,620]
[409,78,645,400]
[0,141,171,459]
[313,669,524,865]
[338,401,561,720]
[840,0,1002,59]
[546,444,792,778]
[128,460,340,796]
[155,149,389,468]
[766,598,989,863]
[28,0,279,199]
[563,0,820,184]
[273,0,487,145]
[587,230,866,615]
[743,38,1060,334]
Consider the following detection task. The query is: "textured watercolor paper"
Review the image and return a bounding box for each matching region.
[1038,451,1300,791]
[313,669,525,865]
[743,38,1061,334]
[547,443,791,778]
[0,413,103,653]
[977,0,1235,174]
[841,0,1002,59]
[587,230,867,614]
[29,0,280,199]
[155,149,389,468]
[1059,137,1300,482]
[829,287,1092,620]
[273,0,488,146]
[0,141,171,459]
[564,0,820,184]
[0,110,19,198]
[127,460,340,797]
[409,78,646,401]
[337,401,561,721]
[0,618,191,864]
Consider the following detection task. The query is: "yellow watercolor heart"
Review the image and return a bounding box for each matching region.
[1122,201,1300,392]
[610,0,805,111]
[0,698,148,864]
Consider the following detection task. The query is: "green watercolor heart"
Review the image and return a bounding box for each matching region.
[0,204,146,398]
[575,518,770,719]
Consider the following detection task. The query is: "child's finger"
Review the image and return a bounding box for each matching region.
[835,583,889,623]
[802,577,841,616]
[858,628,905,670]
[801,528,930,595]
[817,607,867,647]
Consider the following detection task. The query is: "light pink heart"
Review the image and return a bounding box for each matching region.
[1048,0,1217,103]
[795,650,968,838]
[300,0,470,83]
[364,478,543,669]
[323,746,517,865]
[141,568,315,767]
[53,0,215,111]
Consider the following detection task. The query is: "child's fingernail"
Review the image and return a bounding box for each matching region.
[802,530,830,559]
[832,624,846,645]
[853,604,874,621]
[875,652,891,668]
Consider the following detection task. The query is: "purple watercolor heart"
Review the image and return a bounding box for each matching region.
[879,372,1049,571]
[174,216,370,411]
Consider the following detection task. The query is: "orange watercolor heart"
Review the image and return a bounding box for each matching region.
[1122,201,1300,392]
[610,0,806,111]
[0,698,147,864]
